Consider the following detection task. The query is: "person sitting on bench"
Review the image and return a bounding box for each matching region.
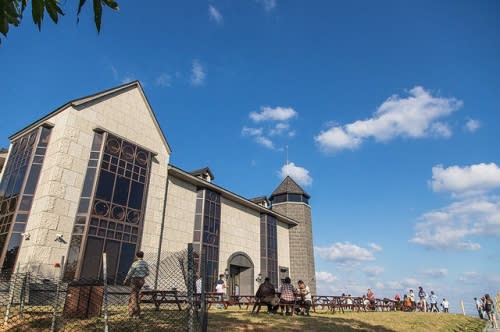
[279,277,297,315]
[253,277,278,313]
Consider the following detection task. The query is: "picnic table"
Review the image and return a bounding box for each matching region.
[140,289,184,311]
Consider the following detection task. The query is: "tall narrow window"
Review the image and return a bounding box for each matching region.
[192,189,221,291]
[0,126,51,278]
[260,214,278,286]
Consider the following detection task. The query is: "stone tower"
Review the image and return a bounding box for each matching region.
[269,176,316,294]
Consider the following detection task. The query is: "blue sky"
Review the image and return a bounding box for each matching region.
[1,0,499,314]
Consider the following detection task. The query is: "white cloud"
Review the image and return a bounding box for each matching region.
[156,73,172,87]
[401,278,421,289]
[430,122,452,137]
[255,136,274,149]
[363,266,384,277]
[316,271,337,283]
[421,268,448,277]
[314,86,463,153]
[410,196,500,250]
[243,106,298,149]
[241,126,263,136]
[250,106,297,122]
[369,243,383,252]
[315,127,362,151]
[269,123,290,136]
[315,242,377,263]
[190,59,205,86]
[241,127,275,149]
[208,5,223,24]
[279,162,312,187]
[256,0,276,11]
[430,163,500,195]
[465,118,480,132]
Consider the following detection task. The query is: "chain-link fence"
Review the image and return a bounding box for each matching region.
[0,244,203,331]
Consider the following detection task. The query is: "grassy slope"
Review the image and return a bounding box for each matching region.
[208,310,486,332]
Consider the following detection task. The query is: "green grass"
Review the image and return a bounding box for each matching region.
[207,309,486,332]
[1,306,487,331]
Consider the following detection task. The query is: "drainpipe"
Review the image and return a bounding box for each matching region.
[154,166,170,289]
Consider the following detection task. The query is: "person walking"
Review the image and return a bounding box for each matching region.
[429,291,439,312]
[484,294,498,328]
[123,251,149,318]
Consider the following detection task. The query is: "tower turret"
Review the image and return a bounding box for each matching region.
[269,176,316,294]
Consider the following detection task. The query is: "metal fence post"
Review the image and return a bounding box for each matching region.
[200,245,208,332]
[187,243,194,332]
[3,262,20,327]
[51,256,65,332]
[19,272,29,319]
[103,252,109,332]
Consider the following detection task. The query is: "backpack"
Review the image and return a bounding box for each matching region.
[484,301,492,312]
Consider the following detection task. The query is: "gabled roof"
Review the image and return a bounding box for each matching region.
[168,164,299,227]
[189,167,215,181]
[249,196,269,203]
[9,81,172,154]
[270,176,310,199]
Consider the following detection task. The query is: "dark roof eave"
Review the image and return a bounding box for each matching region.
[168,164,298,227]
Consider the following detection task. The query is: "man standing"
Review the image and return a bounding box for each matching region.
[215,274,226,308]
[418,286,427,312]
[124,251,149,318]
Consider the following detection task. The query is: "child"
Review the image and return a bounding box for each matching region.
[441,298,449,313]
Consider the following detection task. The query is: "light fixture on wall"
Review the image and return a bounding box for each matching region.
[224,268,229,279]
[255,273,262,283]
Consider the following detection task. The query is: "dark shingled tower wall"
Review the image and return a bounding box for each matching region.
[270,176,316,294]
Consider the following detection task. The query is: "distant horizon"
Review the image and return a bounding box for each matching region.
[1,0,498,313]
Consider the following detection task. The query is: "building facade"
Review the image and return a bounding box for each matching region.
[0,82,316,294]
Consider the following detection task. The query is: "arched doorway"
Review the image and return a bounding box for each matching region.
[226,252,254,296]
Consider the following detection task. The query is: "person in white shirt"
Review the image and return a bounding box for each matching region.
[441,298,449,313]
[215,274,226,308]
[297,280,312,316]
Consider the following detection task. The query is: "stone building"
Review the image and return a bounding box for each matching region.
[0,81,316,294]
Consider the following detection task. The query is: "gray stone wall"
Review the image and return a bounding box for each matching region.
[272,203,316,294]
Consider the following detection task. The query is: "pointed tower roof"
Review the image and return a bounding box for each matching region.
[270,176,310,199]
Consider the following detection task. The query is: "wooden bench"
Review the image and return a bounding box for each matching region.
[229,295,256,310]
[140,289,184,311]
[203,292,229,309]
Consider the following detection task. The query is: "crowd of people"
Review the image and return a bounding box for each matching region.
[391,286,448,313]
[475,294,498,328]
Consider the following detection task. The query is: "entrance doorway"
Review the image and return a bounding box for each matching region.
[226,252,254,296]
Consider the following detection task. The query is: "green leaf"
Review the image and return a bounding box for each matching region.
[46,0,64,23]
[76,0,87,23]
[31,0,44,30]
[93,0,102,32]
[21,0,28,13]
[102,0,119,10]
[0,16,9,36]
